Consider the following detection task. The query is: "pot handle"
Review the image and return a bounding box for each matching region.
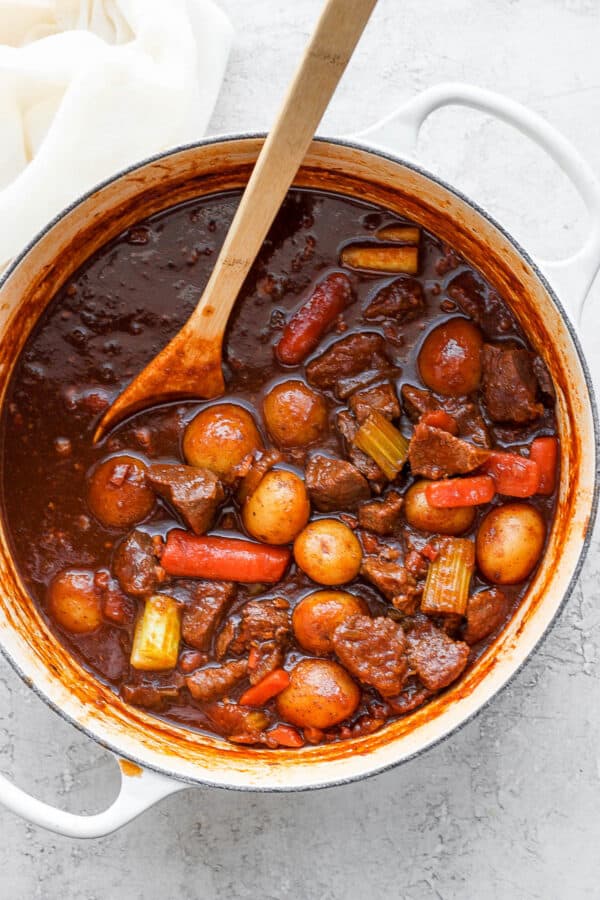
[0,755,185,838]
[352,82,600,323]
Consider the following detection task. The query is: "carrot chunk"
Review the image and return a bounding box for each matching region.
[239,669,290,707]
[303,726,325,744]
[421,543,439,562]
[160,530,291,583]
[481,450,540,497]
[426,475,495,508]
[420,409,459,435]
[529,436,559,495]
[275,272,353,365]
[267,724,305,748]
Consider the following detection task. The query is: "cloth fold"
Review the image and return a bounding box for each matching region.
[0,0,233,265]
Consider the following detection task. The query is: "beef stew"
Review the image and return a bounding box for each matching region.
[0,188,559,750]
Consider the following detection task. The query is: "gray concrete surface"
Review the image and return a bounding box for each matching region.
[1,1,600,897]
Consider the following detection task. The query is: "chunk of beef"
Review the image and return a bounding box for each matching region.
[532,355,555,402]
[336,410,387,489]
[351,450,386,492]
[182,581,236,651]
[358,491,404,535]
[121,684,164,709]
[336,366,403,400]
[83,629,129,682]
[401,384,491,448]
[178,649,210,673]
[447,270,486,323]
[204,700,270,740]
[229,598,291,654]
[362,557,421,613]
[408,423,490,479]
[386,676,431,714]
[364,276,425,323]
[348,381,400,424]
[435,246,461,276]
[463,588,508,645]
[404,549,429,580]
[406,620,469,691]
[438,614,464,639]
[185,659,247,702]
[93,568,136,626]
[306,333,391,392]
[481,344,544,424]
[336,409,358,444]
[342,714,386,739]
[214,618,237,660]
[333,614,408,697]
[248,640,285,686]
[121,677,183,710]
[392,595,423,616]
[443,399,490,447]
[401,384,436,421]
[305,454,370,512]
[145,464,224,534]
[101,583,135,627]
[482,290,519,338]
[113,529,160,597]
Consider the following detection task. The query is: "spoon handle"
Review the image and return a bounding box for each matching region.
[191,0,378,341]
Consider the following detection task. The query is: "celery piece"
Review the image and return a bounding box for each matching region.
[131,594,181,671]
[421,538,475,616]
[376,225,420,244]
[340,243,419,274]
[353,410,409,480]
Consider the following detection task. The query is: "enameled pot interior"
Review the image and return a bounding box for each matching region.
[0,138,594,789]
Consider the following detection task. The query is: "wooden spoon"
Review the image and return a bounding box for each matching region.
[94,0,377,441]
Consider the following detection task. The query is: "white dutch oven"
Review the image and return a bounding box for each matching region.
[0,84,598,838]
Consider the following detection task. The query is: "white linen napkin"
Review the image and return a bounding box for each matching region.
[0,0,233,266]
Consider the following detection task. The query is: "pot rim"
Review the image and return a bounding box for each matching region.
[0,133,597,791]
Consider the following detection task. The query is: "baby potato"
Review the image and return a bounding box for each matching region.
[293,590,368,655]
[405,480,475,535]
[294,519,362,585]
[47,570,102,634]
[418,317,483,396]
[88,454,154,529]
[183,403,262,481]
[276,658,360,729]
[242,469,310,544]
[477,502,546,584]
[263,380,328,448]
